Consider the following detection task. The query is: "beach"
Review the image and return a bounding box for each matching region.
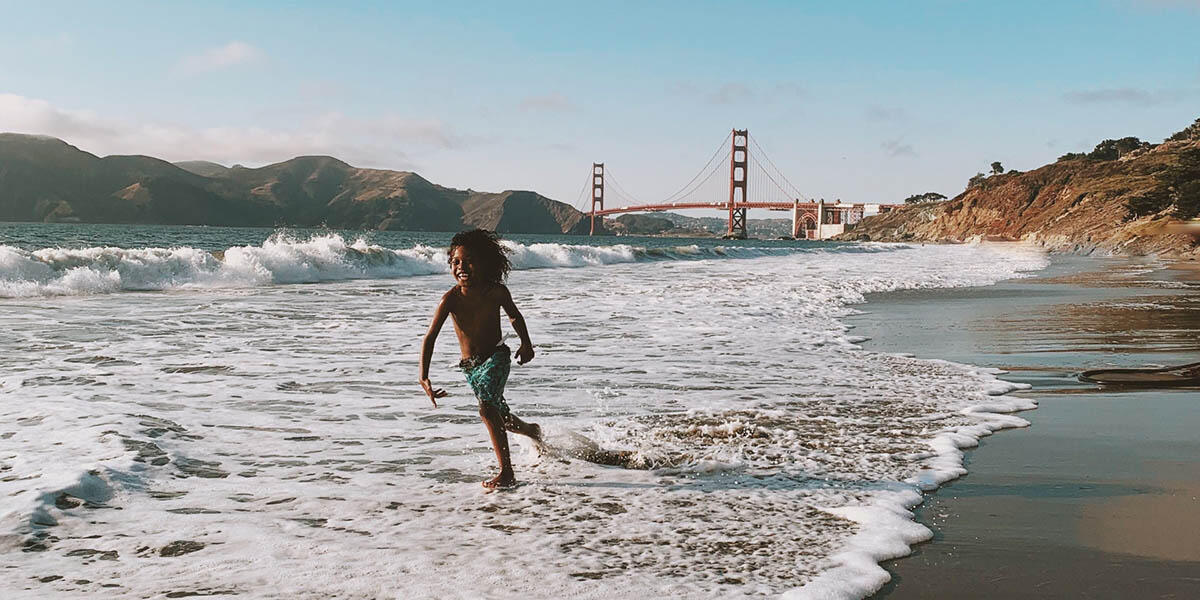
[851,254,1200,598]
[5,223,1197,598]
[1,226,1054,599]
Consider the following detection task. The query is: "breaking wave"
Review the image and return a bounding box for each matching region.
[0,232,883,297]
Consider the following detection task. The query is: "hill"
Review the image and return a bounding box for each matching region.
[0,134,590,234]
[841,118,1200,256]
[173,160,231,178]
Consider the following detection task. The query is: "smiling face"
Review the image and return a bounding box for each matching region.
[449,246,476,288]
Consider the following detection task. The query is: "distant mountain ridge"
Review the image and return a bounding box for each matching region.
[0,133,592,234]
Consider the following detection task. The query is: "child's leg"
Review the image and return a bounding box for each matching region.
[503,413,542,441]
[479,403,515,488]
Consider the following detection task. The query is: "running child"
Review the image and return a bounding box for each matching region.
[419,229,542,489]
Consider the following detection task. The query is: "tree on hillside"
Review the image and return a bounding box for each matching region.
[1167,117,1200,142]
[1088,137,1149,160]
[990,161,1004,175]
[1125,147,1200,220]
[1057,152,1086,162]
[1165,147,1200,219]
[967,173,987,188]
[904,192,947,204]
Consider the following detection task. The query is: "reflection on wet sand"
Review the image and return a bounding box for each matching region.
[1078,463,1200,562]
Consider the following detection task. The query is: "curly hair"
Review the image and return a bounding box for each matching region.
[448,229,512,284]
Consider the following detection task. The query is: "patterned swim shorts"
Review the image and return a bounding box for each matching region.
[459,344,512,417]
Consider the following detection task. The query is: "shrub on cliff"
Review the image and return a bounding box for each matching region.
[1167,148,1200,219]
[1167,118,1200,142]
[1126,188,1171,219]
[1088,137,1150,160]
[1057,152,1086,162]
[1125,147,1200,219]
[903,192,947,204]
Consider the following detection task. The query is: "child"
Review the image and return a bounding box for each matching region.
[419,229,542,489]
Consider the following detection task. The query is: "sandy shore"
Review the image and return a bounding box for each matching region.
[850,253,1200,598]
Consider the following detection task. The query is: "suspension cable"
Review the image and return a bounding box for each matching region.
[676,147,731,204]
[604,167,644,207]
[574,166,594,212]
[748,133,807,201]
[661,130,734,204]
[749,155,799,202]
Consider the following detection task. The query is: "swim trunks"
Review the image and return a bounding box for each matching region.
[459,344,512,417]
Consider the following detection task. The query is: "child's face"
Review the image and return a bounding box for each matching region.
[449,247,476,287]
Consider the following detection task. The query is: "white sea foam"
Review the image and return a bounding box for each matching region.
[0,239,1050,599]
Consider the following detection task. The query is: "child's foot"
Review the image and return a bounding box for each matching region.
[529,424,548,457]
[483,472,517,489]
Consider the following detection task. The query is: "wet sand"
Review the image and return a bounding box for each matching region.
[851,253,1200,599]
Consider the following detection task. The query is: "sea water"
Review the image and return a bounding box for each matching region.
[0,223,1049,599]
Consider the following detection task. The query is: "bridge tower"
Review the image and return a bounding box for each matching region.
[727,129,748,239]
[589,163,604,235]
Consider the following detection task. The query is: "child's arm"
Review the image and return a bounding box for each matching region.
[498,285,535,365]
[419,291,453,407]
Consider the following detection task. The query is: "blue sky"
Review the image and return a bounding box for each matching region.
[2,0,1199,211]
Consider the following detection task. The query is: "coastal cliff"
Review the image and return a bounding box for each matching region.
[0,133,589,234]
[842,119,1200,257]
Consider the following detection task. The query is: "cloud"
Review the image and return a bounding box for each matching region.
[0,93,466,170]
[865,105,907,122]
[881,139,916,158]
[1062,87,1194,106]
[0,94,117,139]
[518,93,577,113]
[771,82,807,98]
[668,81,804,105]
[667,82,753,104]
[176,41,266,75]
[31,32,73,53]
[1131,0,1200,10]
[709,83,754,105]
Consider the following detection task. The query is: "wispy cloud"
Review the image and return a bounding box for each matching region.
[865,105,907,122]
[176,41,266,75]
[518,93,577,113]
[0,94,116,139]
[1131,0,1200,10]
[881,139,916,158]
[771,82,807,98]
[709,83,754,105]
[31,32,73,53]
[668,81,804,105]
[1062,87,1193,106]
[0,93,468,170]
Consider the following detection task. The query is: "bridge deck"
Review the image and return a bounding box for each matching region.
[593,201,827,216]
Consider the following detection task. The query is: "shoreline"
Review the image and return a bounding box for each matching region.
[850,253,1200,598]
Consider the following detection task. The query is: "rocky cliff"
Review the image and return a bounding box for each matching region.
[0,133,589,234]
[841,120,1200,257]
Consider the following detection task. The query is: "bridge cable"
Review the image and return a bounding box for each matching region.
[661,130,734,204]
[748,133,808,201]
[574,166,594,213]
[749,155,797,204]
[603,167,644,208]
[678,147,732,204]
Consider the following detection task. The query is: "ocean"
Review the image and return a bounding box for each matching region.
[0,223,1049,599]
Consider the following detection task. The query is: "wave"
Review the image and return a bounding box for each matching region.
[0,232,885,297]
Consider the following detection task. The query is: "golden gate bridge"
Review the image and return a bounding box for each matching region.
[573,129,900,239]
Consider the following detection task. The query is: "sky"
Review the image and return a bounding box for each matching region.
[2,0,1199,212]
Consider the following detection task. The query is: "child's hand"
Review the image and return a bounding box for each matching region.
[515,344,535,365]
[420,378,447,407]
